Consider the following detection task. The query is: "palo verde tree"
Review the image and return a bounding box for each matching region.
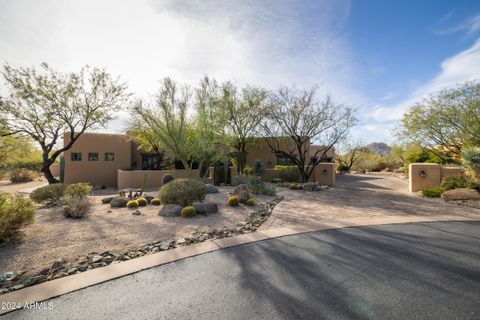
[260,87,357,182]
[399,81,480,160]
[0,63,129,183]
[133,77,228,178]
[193,76,228,177]
[133,78,197,175]
[127,111,173,170]
[222,82,267,173]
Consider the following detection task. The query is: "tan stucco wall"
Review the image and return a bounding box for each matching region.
[409,163,464,193]
[64,133,132,187]
[313,163,336,187]
[441,167,464,179]
[117,169,212,189]
[50,163,60,177]
[258,163,336,186]
[246,138,335,169]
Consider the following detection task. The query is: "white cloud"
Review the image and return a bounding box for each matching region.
[433,12,480,36]
[371,38,480,121]
[0,0,365,132]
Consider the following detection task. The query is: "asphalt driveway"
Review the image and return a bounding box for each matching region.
[5,221,480,320]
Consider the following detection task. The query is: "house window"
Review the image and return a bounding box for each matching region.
[71,153,82,161]
[105,153,115,161]
[141,153,161,170]
[276,155,293,166]
[88,153,99,161]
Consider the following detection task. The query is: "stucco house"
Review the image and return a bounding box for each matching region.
[63,132,335,189]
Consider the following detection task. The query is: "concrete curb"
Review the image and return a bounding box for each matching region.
[1,214,480,315]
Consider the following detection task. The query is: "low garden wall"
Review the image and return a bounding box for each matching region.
[409,163,464,193]
[260,163,336,187]
[117,169,212,190]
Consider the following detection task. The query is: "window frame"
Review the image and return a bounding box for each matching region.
[88,152,99,161]
[105,152,115,161]
[71,152,82,161]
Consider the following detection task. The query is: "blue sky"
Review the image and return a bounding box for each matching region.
[1,0,480,144]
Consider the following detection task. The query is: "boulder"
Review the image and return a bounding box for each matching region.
[303,182,318,191]
[232,184,250,203]
[158,204,182,217]
[110,196,129,208]
[193,202,218,215]
[101,196,115,204]
[441,188,480,202]
[206,184,219,194]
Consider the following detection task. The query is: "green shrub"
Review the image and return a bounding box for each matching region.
[468,180,480,192]
[253,159,265,176]
[0,192,35,242]
[60,195,91,218]
[64,183,92,198]
[275,165,300,182]
[181,206,196,218]
[337,163,350,173]
[243,165,253,175]
[441,175,468,191]
[289,183,303,190]
[159,178,207,206]
[127,200,139,208]
[246,199,255,206]
[150,198,161,206]
[136,197,147,206]
[421,186,444,198]
[251,182,276,196]
[232,175,275,196]
[162,174,175,185]
[30,184,66,204]
[228,195,239,206]
[9,169,36,183]
[462,147,480,179]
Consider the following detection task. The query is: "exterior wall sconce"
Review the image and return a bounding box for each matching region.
[322,169,328,175]
[420,170,427,177]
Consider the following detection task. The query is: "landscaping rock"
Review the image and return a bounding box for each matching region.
[232,184,250,203]
[158,204,182,217]
[101,196,115,204]
[193,202,218,215]
[132,209,141,216]
[91,255,104,263]
[51,258,65,270]
[303,182,317,191]
[441,188,480,202]
[176,238,186,245]
[110,196,129,208]
[206,184,219,194]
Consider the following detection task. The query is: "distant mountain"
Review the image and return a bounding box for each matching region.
[365,142,391,156]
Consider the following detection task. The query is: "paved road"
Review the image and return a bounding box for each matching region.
[5,221,480,320]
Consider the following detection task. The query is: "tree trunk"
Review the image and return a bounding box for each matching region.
[42,165,59,184]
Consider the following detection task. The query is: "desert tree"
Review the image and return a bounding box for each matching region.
[126,112,174,170]
[260,87,357,182]
[336,139,364,172]
[0,63,129,183]
[222,82,268,173]
[193,76,228,177]
[133,78,199,175]
[399,82,480,160]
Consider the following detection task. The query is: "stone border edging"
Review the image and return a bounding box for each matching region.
[2,214,480,315]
